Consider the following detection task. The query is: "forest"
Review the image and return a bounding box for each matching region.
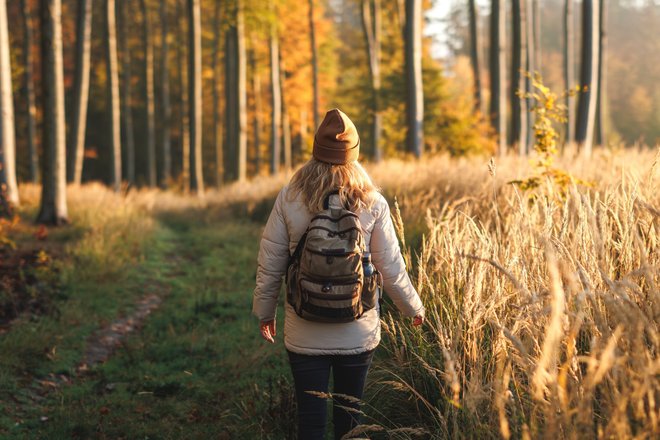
[1,0,659,438]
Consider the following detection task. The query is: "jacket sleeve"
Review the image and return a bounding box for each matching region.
[252,189,290,322]
[370,196,425,318]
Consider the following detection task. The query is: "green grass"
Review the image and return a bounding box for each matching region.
[1,208,296,439]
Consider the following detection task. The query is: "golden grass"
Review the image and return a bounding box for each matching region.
[371,147,660,439]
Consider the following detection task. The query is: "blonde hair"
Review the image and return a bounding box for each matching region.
[288,159,379,212]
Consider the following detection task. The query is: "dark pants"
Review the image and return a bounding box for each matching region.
[287,349,375,440]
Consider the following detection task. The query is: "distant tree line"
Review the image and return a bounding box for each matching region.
[3,0,646,225]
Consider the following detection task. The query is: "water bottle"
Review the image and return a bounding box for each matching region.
[362,252,374,277]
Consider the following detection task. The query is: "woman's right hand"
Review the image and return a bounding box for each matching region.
[260,319,276,343]
[413,315,424,327]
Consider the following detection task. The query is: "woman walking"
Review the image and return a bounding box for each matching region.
[253,108,424,439]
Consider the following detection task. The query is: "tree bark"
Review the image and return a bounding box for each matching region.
[308,0,319,130]
[140,0,156,187]
[20,0,39,184]
[489,0,506,155]
[0,0,19,206]
[211,0,223,185]
[575,0,600,157]
[250,44,262,175]
[467,0,482,112]
[362,0,383,162]
[187,0,203,195]
[404,0,423,158]
[595,0,607,146]
[532,0,541,72]
[160,0,171,186]
[105,0,122,192]
[269,3,281,175]
[69,0,93,185]
[225,0,247,182]
[511,0,528,155]
[564,0,575,148]
[281,59,292,171]
[525,0,535,149]
[37,0,68,223]
[119,0,135,184]
[178,0,189,193]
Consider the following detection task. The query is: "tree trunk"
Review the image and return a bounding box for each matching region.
[511,0,528,155]
[308,0,319,130]
[211,0,223,185]
[178,0,189,193]
[20,0,39,184]
[250,44,262,175]
[467,0,482,112]
[225,0,247,182]
[140,0,156,186]
[160,0,171,186]
[575,0,600,157]
[298,109,307,163]
[37,0,68,223]
[564,0,575,148]
[105,0,121,192]
[489,0,506,155]
[119,0,134,183]
[362,0,382,162]
[595,0,607,146]
[69,0,93,185]
[0,0,18,207]
[281,59,292,171]
[187,0,203,195]
[525,0,535,149]
[532,0,541,72]
[269,4,281,175]
[404,0,423,158]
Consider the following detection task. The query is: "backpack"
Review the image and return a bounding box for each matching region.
[286,191,382,323]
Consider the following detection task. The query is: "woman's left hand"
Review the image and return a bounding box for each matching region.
[260,319,276,343]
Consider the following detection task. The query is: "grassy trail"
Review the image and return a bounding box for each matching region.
[2,211,295,439]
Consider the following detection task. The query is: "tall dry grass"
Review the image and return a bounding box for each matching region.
[365,147,660,439]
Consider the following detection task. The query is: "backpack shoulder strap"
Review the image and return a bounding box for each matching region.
[289,231,308,264]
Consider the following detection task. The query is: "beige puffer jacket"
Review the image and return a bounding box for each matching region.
[252,186,424,355]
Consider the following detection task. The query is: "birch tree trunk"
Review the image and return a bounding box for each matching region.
[141,0,156,186]
[468,0,482,112]
[119,0,135,183]
[269,4,281,174]
[596,0,607,146]
[404,0,423,158]
[511,0,528,155]
[160,0,171,186]
[69,0,93,185]
[489,0,506,155]
[575,0,600,157]
[308,0,319,130]
[362,0,382,162]
[0,0,18,206]
[188,0,203,195]
[106,0,121,192]
[564,0,575,148]
[20,0,39,184]
[212,0,223,185]
[37,0,68,223]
